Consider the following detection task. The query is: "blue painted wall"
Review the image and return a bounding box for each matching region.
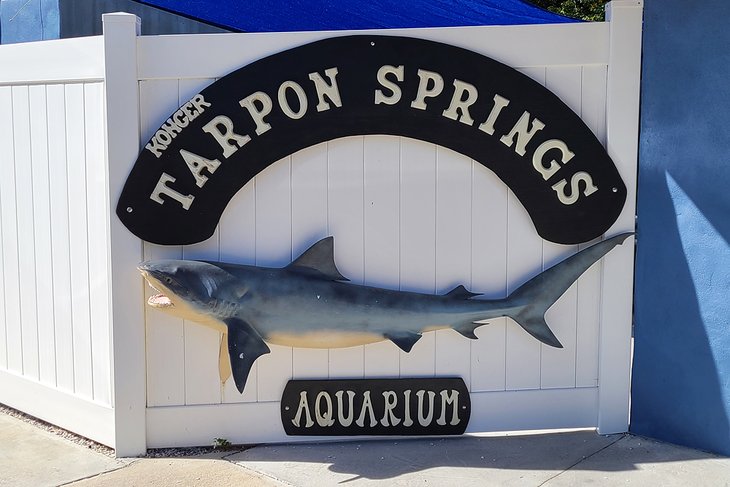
[0,0,226,44]
[631,0,730,455]
[0,0,59,43]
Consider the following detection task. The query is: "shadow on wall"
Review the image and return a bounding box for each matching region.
[631,171,730,456]
[631,0,730,457]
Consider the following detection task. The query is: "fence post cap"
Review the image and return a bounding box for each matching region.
[102,12,141,25]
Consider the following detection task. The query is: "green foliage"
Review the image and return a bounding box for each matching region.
[212,437,232,450]
[528,0,609,22]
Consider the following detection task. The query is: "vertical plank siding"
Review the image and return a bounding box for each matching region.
[362,136,401,377]
[140,79,186,408]
[85,82,112,405]
[434,147,473,382]
[1,85,23,375]
[290,144,330,382]
[253,155,294,402]
[0,81,112,405]
[47,83,75,392]
[575,66,607,389]
[470,161,508,392]
[65,83,94,399]
[398,139,436,378]
[29,85,56,386]
[13,85,41,382]
[326,137,366,380]
[0,86,13,372]
[503,67,546,391]
[541,66,582,390]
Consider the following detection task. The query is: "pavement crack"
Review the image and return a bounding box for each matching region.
[57,459,138,486]
[221,451,296,486]
[220,448,246,461]
[537,433,626,486]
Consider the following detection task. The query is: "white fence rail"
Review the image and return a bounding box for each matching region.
[0,2,642,456]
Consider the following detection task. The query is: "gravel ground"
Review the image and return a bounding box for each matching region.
[0,403,249,458]
[0,403,115,457]
[144,445,247,458]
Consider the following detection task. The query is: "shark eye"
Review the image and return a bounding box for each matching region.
[165,277,173,284]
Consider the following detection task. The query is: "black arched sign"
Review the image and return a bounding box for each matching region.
[117,35,626,245]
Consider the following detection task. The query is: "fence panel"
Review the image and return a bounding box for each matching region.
[0,36,114,446]
[131,18,636,447]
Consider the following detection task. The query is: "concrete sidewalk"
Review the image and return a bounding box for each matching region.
[2,411,729,486]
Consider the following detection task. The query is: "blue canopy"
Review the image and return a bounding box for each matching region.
[132,0,578,32]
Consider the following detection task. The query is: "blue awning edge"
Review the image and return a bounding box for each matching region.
[130,0,579,33]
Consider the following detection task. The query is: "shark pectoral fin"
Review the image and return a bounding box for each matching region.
[224,318,271,394]
[219,332,232,385]
[384,331,422,353]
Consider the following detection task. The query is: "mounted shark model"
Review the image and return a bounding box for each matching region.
[139,233,632,393]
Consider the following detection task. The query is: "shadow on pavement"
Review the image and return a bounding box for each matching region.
[228,431,727,482]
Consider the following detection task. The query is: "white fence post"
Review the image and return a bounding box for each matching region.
[598,0,643,434]
[103,12,147,456]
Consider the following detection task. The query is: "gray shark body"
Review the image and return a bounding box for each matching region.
[139,233,632,393]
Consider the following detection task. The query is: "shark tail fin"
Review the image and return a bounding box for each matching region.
[502,233,634,348]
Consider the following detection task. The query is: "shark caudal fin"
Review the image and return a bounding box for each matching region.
[502,233,633,348]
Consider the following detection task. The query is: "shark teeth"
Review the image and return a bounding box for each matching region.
[148,293,173,308]
[145,280,173,308]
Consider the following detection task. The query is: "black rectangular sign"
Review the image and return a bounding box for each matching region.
[281,377,470,436]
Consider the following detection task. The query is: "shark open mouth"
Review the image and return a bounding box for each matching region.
[138,266,175,308]
[148,293,173,308]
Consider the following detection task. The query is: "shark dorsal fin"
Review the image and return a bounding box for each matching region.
[445,285,481,300]
[287,237,349,281]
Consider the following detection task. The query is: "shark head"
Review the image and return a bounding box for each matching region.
[138,260,245,323]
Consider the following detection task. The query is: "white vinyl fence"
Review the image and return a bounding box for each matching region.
[0,37,115,446]
[0,2,642,456]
